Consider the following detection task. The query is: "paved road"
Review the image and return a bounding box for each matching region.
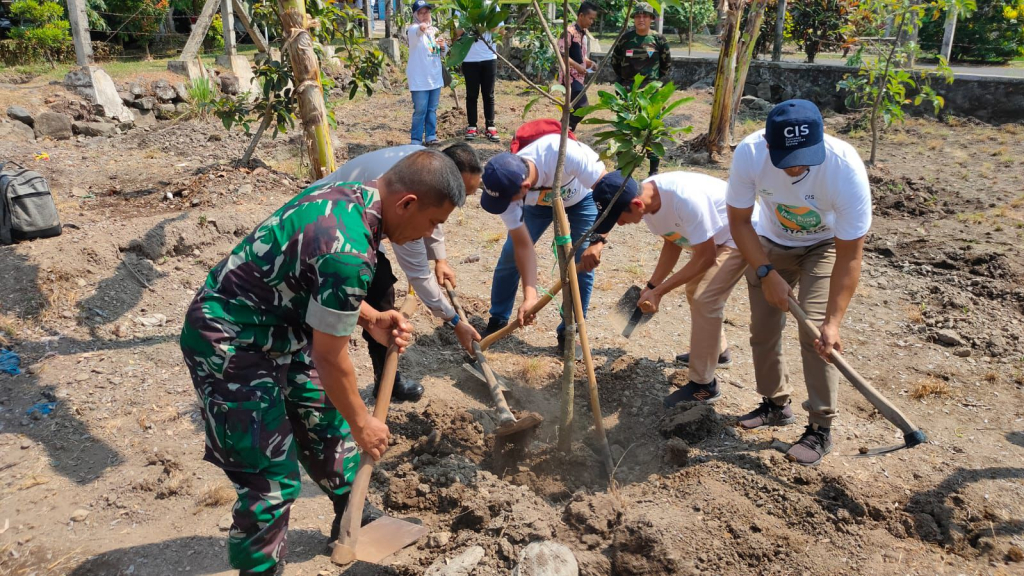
[664,48,1024,78]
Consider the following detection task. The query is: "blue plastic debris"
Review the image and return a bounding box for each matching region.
[0,349,21,375]
[26,402,57,417]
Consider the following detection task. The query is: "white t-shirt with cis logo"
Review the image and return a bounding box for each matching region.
[498,134,605,230]
[406,24,444,92]
[726,129,872,247]
[642,172,752,249]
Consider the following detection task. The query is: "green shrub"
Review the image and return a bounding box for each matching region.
[205,13,226,52]
[789,0,851,63]
[664,0,717,42]
[6,0,73,65]
[919,1,1024,63]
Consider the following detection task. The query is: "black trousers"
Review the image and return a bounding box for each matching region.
[462,59,497,128]
[361,250,398,378]
[569,79,588,131]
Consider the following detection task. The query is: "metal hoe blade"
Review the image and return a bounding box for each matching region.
[351,516,427,563]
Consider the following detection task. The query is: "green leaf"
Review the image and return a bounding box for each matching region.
[522,95,542,119]
[446,35,475,67]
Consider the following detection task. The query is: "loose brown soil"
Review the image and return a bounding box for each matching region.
[1,70,1023,576]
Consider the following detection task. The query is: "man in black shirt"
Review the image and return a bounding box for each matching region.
[559,1,599,131]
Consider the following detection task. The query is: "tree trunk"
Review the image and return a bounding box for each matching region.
[278,0,336,180]
[242,107,275,166]
[771,0,785,61]
[707,0,743,162]
[731,0,767,133]
[940,4,957,61]
[385,0,392,40]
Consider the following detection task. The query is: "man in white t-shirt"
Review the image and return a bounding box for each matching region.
[480,134,609,354]
[315,142,483,402]
[590,170,756,408]
[726,99,872,466]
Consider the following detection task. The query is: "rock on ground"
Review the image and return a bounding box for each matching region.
[7,105,33,126]
[73,121,117,137]
[0,120,35,142]
[33,111,73,140]
[512,541,579,576]
[664,437,690,466]
[424,545,485,576]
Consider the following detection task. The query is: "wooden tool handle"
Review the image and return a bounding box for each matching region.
[479,279,563,351]
[444,281,515,423]
[786,296,919,436]
[331,293,418,565]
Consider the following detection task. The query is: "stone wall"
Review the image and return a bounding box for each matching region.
[593,54,1024,124]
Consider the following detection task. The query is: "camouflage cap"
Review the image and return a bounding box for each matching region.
[634,2,656,16]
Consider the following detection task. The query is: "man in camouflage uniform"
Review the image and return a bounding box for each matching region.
[180,150,465,576]
[610,1,672,176]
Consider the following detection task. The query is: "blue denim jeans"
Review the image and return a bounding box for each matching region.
[410,88,441,145]
[488,194,597,336]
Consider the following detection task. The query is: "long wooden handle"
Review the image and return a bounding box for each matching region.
[444,281,515,424]
[479,279,563,351]
[786,296,919,436]
[331,293,418,565]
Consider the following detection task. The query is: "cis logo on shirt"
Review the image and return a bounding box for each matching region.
[784,125,810,138]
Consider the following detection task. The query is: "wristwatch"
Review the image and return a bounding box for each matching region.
[446,313,461,328]
[589,233,607,246]
[756,264,774,279]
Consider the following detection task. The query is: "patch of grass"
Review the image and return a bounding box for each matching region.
[484,232,504,246]
[956,212,987,224]
[196,482,236,508]
[911,376,951,400]
[517,357,551,386]
[983,371,999,383]
[990,146,1009,157]
[925,139,944,151]
[906,304,925,324]
[1000,123,1021,136]
[185,77,218,119]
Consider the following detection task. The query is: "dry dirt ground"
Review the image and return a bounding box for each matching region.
[1,70,1023,576]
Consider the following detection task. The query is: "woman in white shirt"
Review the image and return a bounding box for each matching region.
[406,0,446,145]
[458,28,501,142]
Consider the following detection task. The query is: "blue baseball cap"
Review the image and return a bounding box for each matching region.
[765,99,825,169]
[411,0,433,12]
[481,153,529,215]
[590,171,639,234]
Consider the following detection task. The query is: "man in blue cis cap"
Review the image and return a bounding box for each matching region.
[479,132,609,356]
[726,99,872,466]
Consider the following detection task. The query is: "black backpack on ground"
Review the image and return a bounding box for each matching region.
[0,161,62,245]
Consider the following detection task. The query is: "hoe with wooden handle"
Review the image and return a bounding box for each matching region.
[444,280,544,437]
[331,296,426,566]
[787,296,927,455]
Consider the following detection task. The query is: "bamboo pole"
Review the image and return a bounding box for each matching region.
[706,0,743,163]
[277,0,337,180]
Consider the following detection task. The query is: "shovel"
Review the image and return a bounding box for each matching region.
[787,296,927,456]
[331,296,427,566]
[444,281,544,437]
[611,285,654,338]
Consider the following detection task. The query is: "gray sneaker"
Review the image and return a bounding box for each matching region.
[737,397,796,430]
[786,424,832,466]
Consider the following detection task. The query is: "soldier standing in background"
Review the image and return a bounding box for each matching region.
[610,1,672,176]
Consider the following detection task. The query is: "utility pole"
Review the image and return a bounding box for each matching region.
[66,0,93,66]
[940,4,958,61]
[771,0,786,61]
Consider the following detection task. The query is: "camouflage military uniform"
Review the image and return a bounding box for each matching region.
[610,29,672,87]
[180,182,382,574]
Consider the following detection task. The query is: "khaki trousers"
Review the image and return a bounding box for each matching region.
[746,237,838,427]
[684,245,749,384]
